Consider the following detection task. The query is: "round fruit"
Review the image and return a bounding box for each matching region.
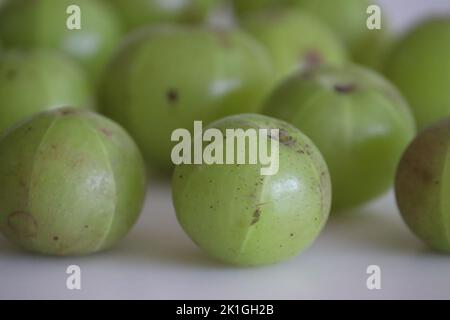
[0,108,146,256]
[395,118,450,253]
[385,18,450,131]
[172,113,331,266]
[0,0,123,82]
[109,0,218,31]
[263,64,416,211]
[0,50,92,135]
[99,26,274,172]
[240,8,347,82]
[295,0,390,69]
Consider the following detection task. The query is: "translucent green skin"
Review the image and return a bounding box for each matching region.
[395,118,450,253]
[263,65,416,211]
[240,8,347,82]
[99,26,274,172]
[0,0,123,83]
[109,0,219,31]
[0,50,92,135]
[172,114,332,266]
[0,108,146,256]
[295,0,390,70]
[385,18,450,131]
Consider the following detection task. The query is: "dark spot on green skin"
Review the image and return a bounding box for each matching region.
[290,233,294,237]
[269,128,296,147]
[179,175,183,179]
[100,127,113,138]
[59,109,77,116]
[53,236,59,241]
[334,83,356,94]
[84,225,89,229]
[7,211,38,238]
[210,205,214,209]
[303,50,323,68]
[166,88,179,105]
[250,208,261,226]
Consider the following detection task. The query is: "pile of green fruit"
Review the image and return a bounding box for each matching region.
[0,0,449,266]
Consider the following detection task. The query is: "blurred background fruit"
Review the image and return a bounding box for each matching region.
[385,17,450,131]
[263,64,416,211]
[109,0,220,31]
[240,8,347,82]
[395,117,450,253]
[0,50,92,135]
[0,0,124,83]
[99,25,274,172]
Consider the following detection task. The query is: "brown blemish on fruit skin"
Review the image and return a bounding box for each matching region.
[269,128,296,147]
[100,127,113,138]
[303,50,323,68]
[334,83,356,94]
[53,236,59,241]
[7,211,38,238]
[250,207,261,226]
[166,88,179,105]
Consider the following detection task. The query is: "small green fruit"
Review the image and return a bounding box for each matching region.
[295,0,390,69]
[0,50,92,134]
[0,108,146,256]
[109,0,218,31]
[100,26,274,172]
[0,0,123,82]
[395,118,450,253]
[240,8,347,82]
[385,18,450,131]
[172,114,331,266]
[263,64,416,211]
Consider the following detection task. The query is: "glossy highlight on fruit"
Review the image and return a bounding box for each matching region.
[99,25,274,172]
[385,17,450,131]
[0,0,124,82]
[172,114,331,266]
[240,7,347,82]
[0,50,92,134]
[263,64,416,211]
[0,108,146,256]
[395,118,450,253]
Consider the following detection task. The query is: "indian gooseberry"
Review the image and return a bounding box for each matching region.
[240,7,347,82]
[295,0,391,70]
[0,50,92,135]
[385,17,450,131]
[109,0,219,31]
[395,117,450,253]
[0,0,123,82]
[0,108,146,256]
[99,25,274,172]
[172,114,331,266]
[263,64,416,211]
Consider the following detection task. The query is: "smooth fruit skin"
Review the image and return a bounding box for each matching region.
[385,18,450,131]
[0,0,123,82]
[240,8,347,82]
[0,108,146,256]
[99,26,274,172]
[172,114,331,266]
[295,0,390,70]
[395,118,450,253]
[263,64,416,211]
[109,0,218,31]
[0,50,92,135]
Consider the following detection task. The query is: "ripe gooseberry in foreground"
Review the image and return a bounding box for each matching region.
[0,50,92,134]
[395,118,450,253]
[240,7,347,82]
[99,26,274,172]
[172,114,331,266]
[384,17,450,131]
[0,108,146,256]
[263,64,416,211]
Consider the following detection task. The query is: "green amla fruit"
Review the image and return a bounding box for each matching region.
[295,0,391,70]
[0,0,124,83]
[240,8,347,82]
[0,50,92,135]
[109,0,219,31]
[172,114,331,266]
[263,64,416,211]
[385,18,450,131]
[395,118,450,253]
[0,108,146,256]
[99,26,274,172]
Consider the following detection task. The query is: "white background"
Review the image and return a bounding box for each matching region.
[1,0,450,300]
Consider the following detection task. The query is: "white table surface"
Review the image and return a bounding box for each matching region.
[1,0,450,300]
